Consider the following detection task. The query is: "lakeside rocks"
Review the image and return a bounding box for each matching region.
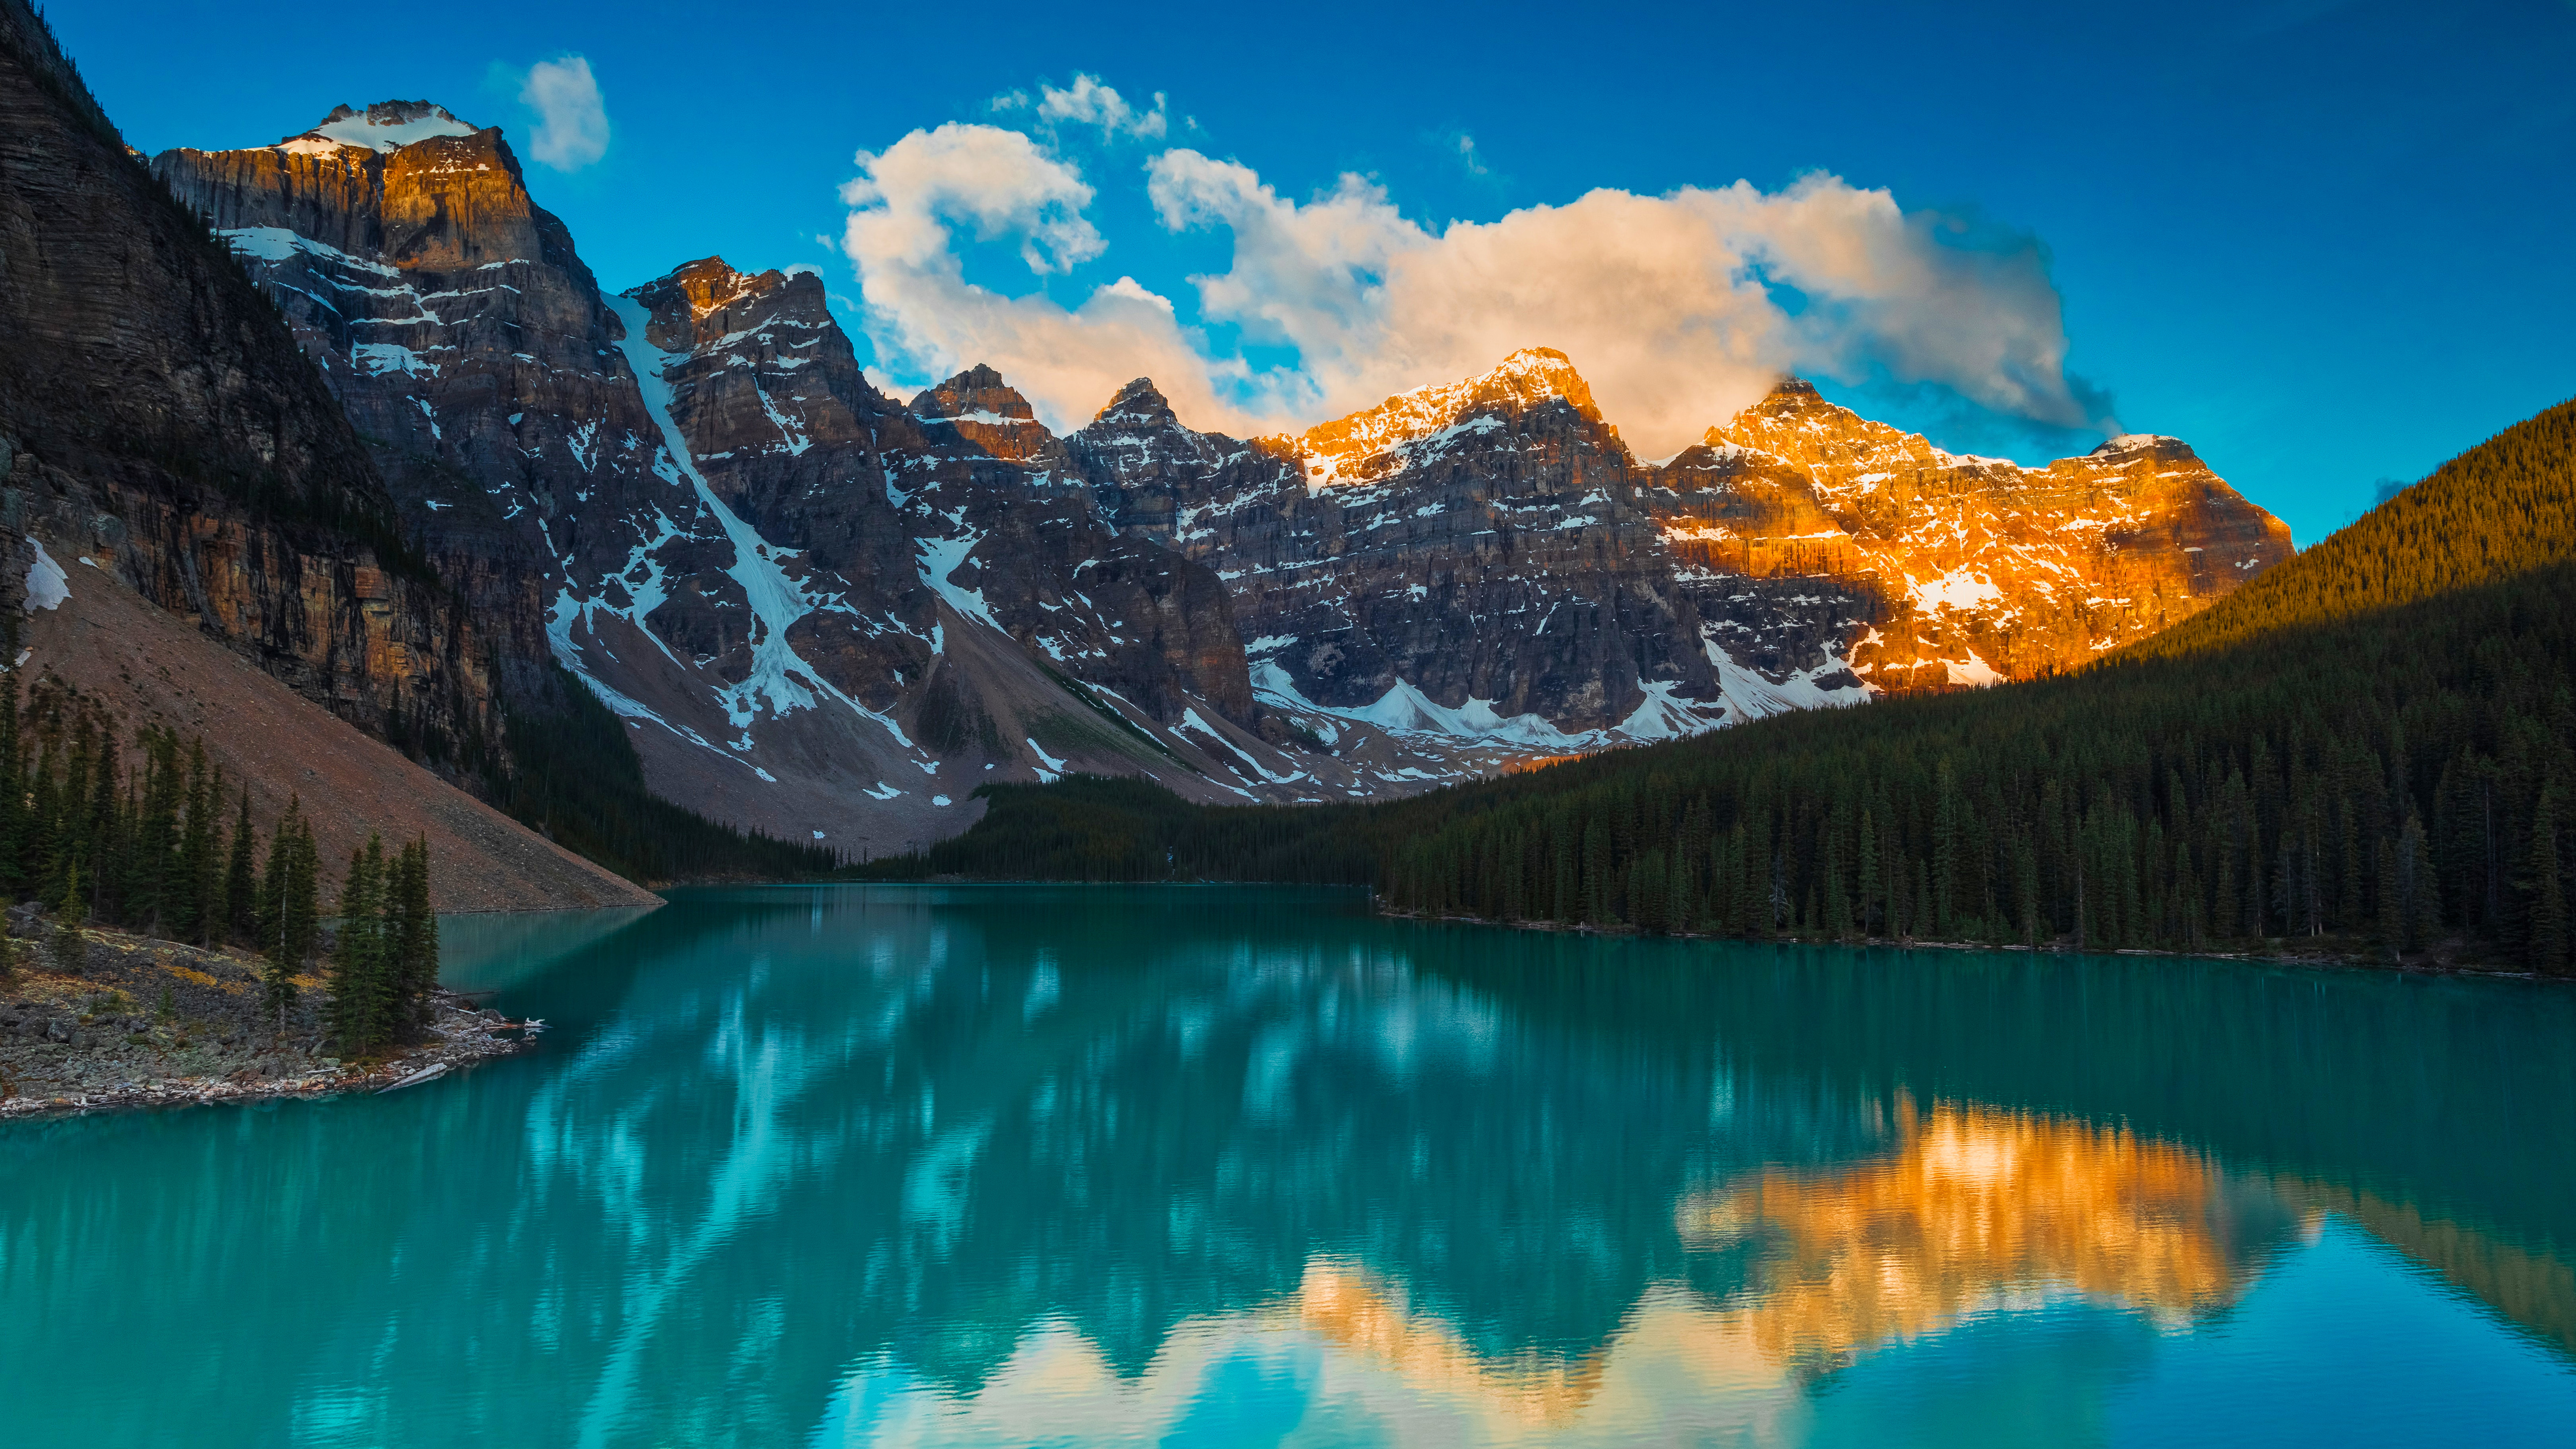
[0,909,536,1117]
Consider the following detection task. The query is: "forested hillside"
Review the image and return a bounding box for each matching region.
[876,397,2576,971]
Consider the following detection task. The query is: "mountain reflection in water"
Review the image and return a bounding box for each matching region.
[2,886,2570,1448]
[1679,1101,2286,1370]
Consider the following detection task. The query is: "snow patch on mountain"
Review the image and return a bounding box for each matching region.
[1908,569,2004,612]
[606,294,916,751]
[309,104,476,152]
[1705,634,1874,720]
[218,227,401,277]
[916,525,999,633]
[21,538,68,613]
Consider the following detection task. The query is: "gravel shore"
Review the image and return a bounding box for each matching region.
[0,907,539,1118]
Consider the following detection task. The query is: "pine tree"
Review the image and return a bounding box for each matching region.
[59,719,93,905]
[83,725,118,925]
[2404,812,2441,950]
[223,790,257,942]
[1856,809,1879,936]
[257,798,293,958]
[168,741,204,939]
[2377,833,2404,955]
[1581,813,1611,926]
[2017,837,2042,948]
[392,837,439,1027]
[251,918,294,1026]
[52,859,86,976]
[329,836,388,1053]
[283,816,321,969]
[133,729,181,929]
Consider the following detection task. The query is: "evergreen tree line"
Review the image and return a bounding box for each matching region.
[1365,564,2576,968]
[3,675,284,949]
[872,398,2576,972]
[3,675,444,1044]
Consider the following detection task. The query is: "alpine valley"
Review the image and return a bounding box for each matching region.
[59,80,2291,859]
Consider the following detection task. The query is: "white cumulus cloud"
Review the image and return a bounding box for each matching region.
[839,124,1241,427]
[839,122,2112,454]
[517,55,610,171]
[995,74,1170,142]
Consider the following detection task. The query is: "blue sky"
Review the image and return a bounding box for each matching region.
[55,0,2576,545]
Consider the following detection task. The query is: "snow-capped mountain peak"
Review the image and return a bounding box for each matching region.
[286,101,478,154]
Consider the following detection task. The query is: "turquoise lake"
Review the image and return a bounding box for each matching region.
[4,885,2573,1446]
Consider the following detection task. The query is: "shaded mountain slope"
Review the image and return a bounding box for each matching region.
[19,559,651,910]
[2119,396,2576,661]
[0,3,490,749]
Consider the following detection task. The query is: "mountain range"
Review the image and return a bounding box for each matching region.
[14,67,2294,863]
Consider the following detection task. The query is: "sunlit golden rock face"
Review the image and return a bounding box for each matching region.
[1658,380,2295,688]
[1294,348,1610,487]
[1677,1100,2257,1373]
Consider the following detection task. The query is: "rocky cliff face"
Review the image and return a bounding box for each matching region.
[1070,352,2290,756]
[1068,351,1875,755]
[0,16,497,757]
[599,260,1304,845]
[151,101,657,719]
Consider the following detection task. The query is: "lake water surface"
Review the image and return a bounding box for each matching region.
[5,885,2572,1446]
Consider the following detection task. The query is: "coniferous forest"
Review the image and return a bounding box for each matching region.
[867,396,2576,972]
[0,674,443,1051]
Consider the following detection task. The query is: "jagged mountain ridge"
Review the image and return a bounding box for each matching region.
[155,110,1509,849]
[1064,344,2284,750]
[1075,349,1868,747]
[150,97,2291,851]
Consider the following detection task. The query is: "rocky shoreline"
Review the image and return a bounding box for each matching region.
[0,910,541,1119]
